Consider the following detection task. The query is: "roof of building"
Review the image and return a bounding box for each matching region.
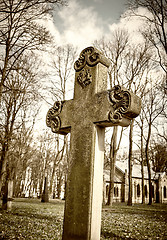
[104,160,166,182]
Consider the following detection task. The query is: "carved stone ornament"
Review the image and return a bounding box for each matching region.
[77,67,92,88]
[46,101,62,133]
[108,85,130,124]
[74,46,110,72]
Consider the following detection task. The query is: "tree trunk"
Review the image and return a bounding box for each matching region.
[2,180,13,211]
[49,158,58,195]
[1,161,13,211]
[57,174,63,199]
[140,121,145,204]
[41,177,49,202]
[156,178,160,203]
[0,143,8,194]
[49,136,67,195]
[141,160,145,204]
[2,179,8,210]
[0,31,11,104]
[39,179,43,198]
[145,122,152,205]
[147,160,152,205]
[103,174,106,204]
[107,126,118,206]
[127,119,134,206]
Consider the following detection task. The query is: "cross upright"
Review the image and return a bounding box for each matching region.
[46,46,141,240]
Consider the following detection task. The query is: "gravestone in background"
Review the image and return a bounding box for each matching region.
[46,47,141,240]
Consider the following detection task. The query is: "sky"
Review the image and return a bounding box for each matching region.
[49,0,130,49]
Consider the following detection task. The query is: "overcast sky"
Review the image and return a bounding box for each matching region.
[50,0,130,49]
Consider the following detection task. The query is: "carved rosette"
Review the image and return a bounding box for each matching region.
[46,101,62,133]
[77,67,92,88]
[108,85,130,124]
[74,46,110,72]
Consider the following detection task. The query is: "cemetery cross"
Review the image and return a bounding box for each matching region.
[46,46,141,240]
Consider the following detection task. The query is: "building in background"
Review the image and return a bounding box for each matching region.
[104,161,167,204]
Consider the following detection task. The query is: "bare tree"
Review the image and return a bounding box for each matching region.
[94,30,129,205]
[106,126,125,205]
[122,41,152,206]
[44,44,77,199]
[126,0,167,74]
[141,82,166,204]
[0,54,41,209]
[94,29,129,87]
[5,117,38,200]
[125,1,167,204]
[0,0,66,103]
[135,109,146,204]
[150,141,167,173]
[47,44,77,101]
[95,31,153,205]
[49,135,68,197]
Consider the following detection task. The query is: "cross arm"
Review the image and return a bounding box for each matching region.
[46,100,73,135]
[93,85,141,127]
[46,85,141,134]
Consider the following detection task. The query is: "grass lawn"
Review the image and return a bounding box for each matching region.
[0,198,167,239]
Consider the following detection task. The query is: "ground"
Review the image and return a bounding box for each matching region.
[0,198,167,239]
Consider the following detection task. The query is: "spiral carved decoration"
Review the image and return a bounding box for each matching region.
[108,85,130,124]
[46,101,62,133]
[74,46,110,72]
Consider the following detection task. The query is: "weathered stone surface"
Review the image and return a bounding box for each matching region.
[46,46,141,240]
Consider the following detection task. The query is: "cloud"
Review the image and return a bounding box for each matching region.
[44,17,62,43]
[41,5,152,54]
[107,7,151,44]
[55,0,104,49]
[44,2,149,50]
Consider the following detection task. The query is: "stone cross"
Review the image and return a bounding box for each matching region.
[46,47,141,240]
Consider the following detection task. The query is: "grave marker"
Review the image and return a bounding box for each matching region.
[46,47,141,240]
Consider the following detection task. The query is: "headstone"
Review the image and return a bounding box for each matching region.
[46,46,141,240]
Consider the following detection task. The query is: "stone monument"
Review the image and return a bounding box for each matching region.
[46,46,141,240]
